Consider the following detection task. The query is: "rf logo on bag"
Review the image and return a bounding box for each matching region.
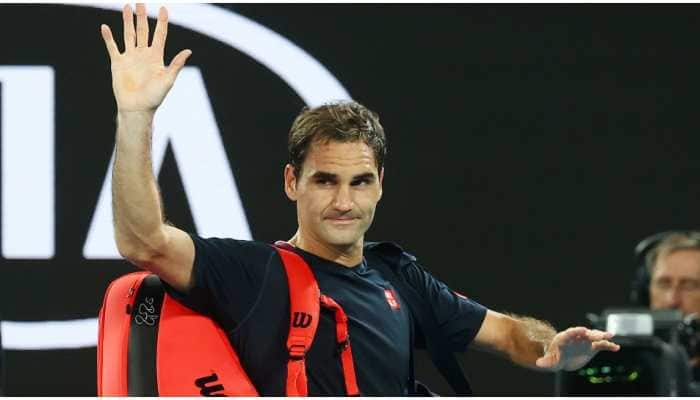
[133,297,159,326]
[292,312,313,328]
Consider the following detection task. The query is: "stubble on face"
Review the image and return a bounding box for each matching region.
[285,139,383,265]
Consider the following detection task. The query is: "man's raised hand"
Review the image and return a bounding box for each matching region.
[100,3,191,113]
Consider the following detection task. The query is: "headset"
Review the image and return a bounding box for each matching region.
[629,230,700,307]
[627,230,700,381]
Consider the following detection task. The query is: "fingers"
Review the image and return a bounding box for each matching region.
[122,4,135,49]
[151,7,168,52]
[167,49,192,80]
[585,329,614,342]
[559,327,613,344]
[558,327,620,352]
[536,352,559,369]
[100,24,120,59]
[135,3,149,48]
[592,340,620,352]
[567,326,588,334]
[563,326,588,337]
[535,356,550,368]
[555,326,587,344]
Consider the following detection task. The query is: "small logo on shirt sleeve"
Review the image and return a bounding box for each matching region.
[384,289,401,310]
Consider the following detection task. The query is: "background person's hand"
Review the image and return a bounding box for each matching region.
[535,327,620,371]
[100,3,191,113]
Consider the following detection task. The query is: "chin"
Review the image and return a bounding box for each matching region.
[327,238,362,248]
[322,232,363,248]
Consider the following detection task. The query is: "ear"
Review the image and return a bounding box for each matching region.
[377,167,384,201]
[284,164,298,201]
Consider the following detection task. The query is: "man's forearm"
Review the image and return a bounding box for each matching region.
[112,110,167,260]
[505,313,557,369]
[477,310,618,372]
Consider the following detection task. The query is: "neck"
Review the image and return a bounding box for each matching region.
[288,231,363,267]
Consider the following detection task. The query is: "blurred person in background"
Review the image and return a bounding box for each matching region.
[645,232,700,317]
[641,231,700,378]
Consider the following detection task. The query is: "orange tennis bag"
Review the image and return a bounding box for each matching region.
[97,270,258,396]
[96,245,362,396]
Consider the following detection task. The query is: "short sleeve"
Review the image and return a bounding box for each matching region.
[163,233,275,331]
[402,259,488,352]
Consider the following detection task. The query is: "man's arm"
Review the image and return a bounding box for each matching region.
[473,310,620,371]
[101,4,194,292]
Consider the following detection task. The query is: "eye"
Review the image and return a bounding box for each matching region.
[680,280,700,292]
[653,279,672,291]
[315,178,334,186]
[351,177,373,186]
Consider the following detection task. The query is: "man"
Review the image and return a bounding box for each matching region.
[646,232,700,317]
[100,4,619,395]
[643,231,700,377]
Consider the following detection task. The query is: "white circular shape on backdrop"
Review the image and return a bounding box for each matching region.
[1,2,350,350]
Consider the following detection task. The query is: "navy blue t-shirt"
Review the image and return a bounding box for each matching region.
[166,234,487,396]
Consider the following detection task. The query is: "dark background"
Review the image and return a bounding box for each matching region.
[1,3,699,395]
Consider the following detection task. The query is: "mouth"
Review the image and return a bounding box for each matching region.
[325,217,358,225]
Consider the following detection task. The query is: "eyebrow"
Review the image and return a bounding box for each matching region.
[310,171,338,181]
[309,171,376,182]
[351,173,376,182]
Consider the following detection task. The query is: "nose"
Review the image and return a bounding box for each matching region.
[332,185,353,212]
[665,287,683,310]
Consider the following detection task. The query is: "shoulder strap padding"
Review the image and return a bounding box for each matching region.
[274,245,321,396]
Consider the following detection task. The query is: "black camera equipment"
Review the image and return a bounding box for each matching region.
[555,309,699,396]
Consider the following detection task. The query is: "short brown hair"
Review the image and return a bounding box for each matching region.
[288,100,387,178]
[646,231,700,275]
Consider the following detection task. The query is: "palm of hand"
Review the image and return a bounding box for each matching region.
[554,334,598,371]
[537,327,620,371]
[111,49,170,112]
[100,4,191,113]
